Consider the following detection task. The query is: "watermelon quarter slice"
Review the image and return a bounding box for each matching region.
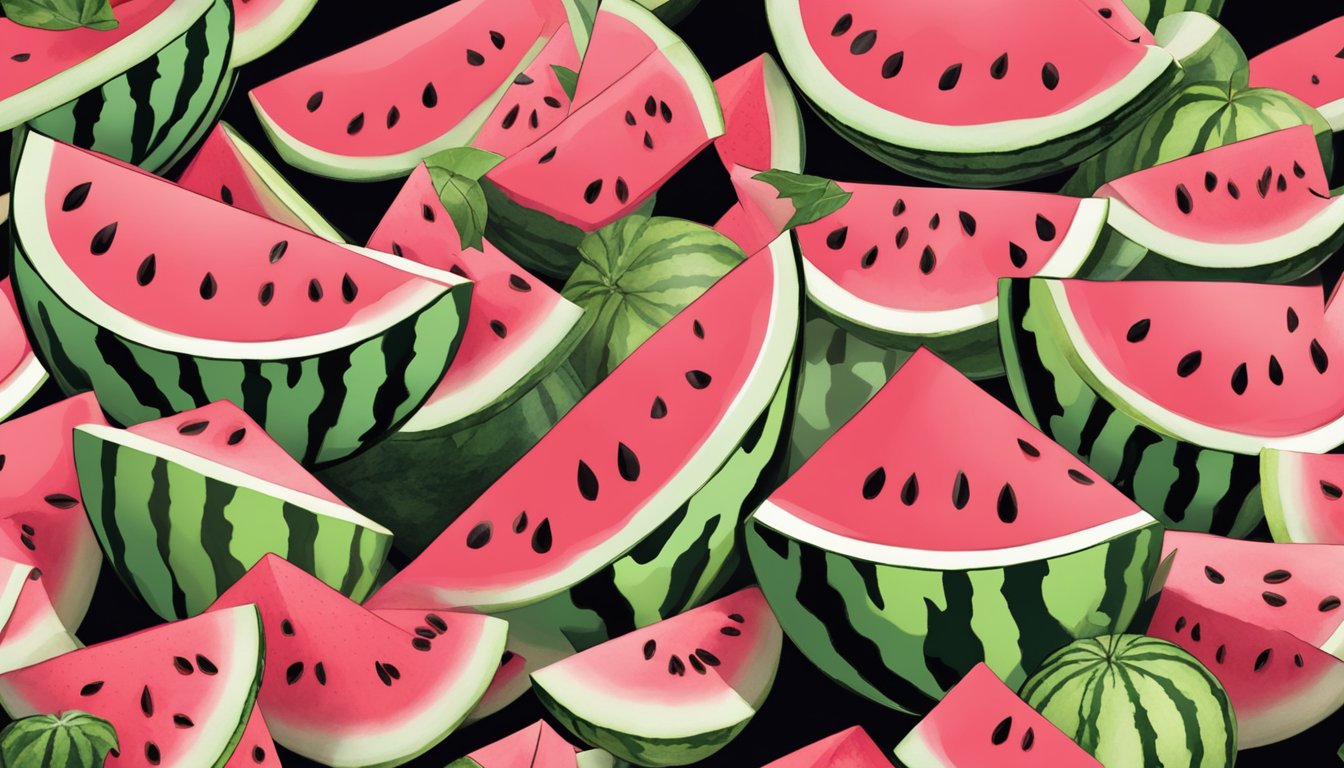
[747,348,1162,712]
[11,133,473,466]
[1262,449,1344,544]
[1095,126,1344,281]
[231,0,318,67]
[75,400,393,621]
[531,588,782,766]
[1250,16,1344,132]
[0,605,264,768]
[893,663,1101,767]
[1001,277,1344,536]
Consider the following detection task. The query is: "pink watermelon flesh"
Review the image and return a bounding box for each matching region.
[1150,589,1344,748]
[714,56,777,171]
[568,8,662,111]
[1063,279,1344,435]
[465,720,579,767]
[486,45,714,231]
[1097,126,1334,243]
[176,123,324,235]
[1269,451,1344,542]
[223,705,280,768]
[714,164,797,257]
[250,0,568,163]
[1076,0,1154,44]
[473,26,581,156]
[35,137,450,343]
[1161,531,1344,657]
[367,250,785,608]
[762,726,889,767]
[798,183,1093,311]
[0,279,45,415]
[1250,17,1344,120]
[797,0,1148,125]
[208,554,505,766]
[769,348,1145,551]
[0,605,263,768]
[0,564,77,674]
[896,663,1101,766]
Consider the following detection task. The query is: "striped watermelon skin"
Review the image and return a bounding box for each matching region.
[999,279,1266,536]
[1121,0,1223,31]
[24,0,235,175]
[1020,635,1236,767]
[11,245,471,468]
[744,517,1161,713]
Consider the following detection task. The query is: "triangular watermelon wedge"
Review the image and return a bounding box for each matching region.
[1250,16,1344,133]
[761,727,888,767]
[0,279,47,420]
[713,54,805,175]
[223,705,280,768]
[1262,449,1344,544]
[449,720,581,768]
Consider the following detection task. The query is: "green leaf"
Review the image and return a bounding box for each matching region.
[0,0,118,30]
[752,170,852,230]
[423,147,504,182]
[551,66,580,102]
[426,166,491,251]
[1,711,118,768]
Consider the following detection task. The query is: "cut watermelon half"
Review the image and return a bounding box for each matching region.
[366,235,797,627]
[223,705,280,768]
[367,164,585,431]
[788,181,1111,379]
[747,348,1162,712]
[713,54,805,174]
[767,0,1179,185]
[1150,588,1344,748]
[177,122,342,241]
[209,555,506,767]
[472,25,582,157]
[1262,449,1344,544]
[1250,16,1344,132]
[231,0,318,67]
[531,588,782,766]
[1095,126,1344,280]
[762,727,888,767]
[75,400,393,621]
[0,279,47,420]
[1001,277,1344,536]
[0,605,263,768]
[449,720,581,768]
[250,0,589,179]
[11,133,473,466]
[893,663,1101,767]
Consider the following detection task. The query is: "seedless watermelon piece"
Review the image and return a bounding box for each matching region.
[1250,17,1344,132]
[223,705,280,768]
[0,605,264,768]
[177,122,342,241]
[1096,126,1344,280]
[713,54,805,173]
[894,664,1101,767]
[0,279,47,420]
[531,588,782,766]
[1150,589,1344,748]
[449,720,580,768]
[473,26,582,157]
[231,0,318,67]
[761,726,888,767]
[1262,449,1344,544]
[11,133,472,466]
[75,400,393,621]
[747,348,1162,711]
[209,555,507,768]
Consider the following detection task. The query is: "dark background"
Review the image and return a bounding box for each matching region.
[26,0,1344,765]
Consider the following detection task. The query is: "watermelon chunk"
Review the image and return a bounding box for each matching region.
[1001,277,1344,535]
[767,0,1180,185]
[231,0,318,67]
[75,400,393,621]
[177,122,342,241]
[747,348,1162,712]
[366,236,798,653]
[450,720,581,767]
[224,705,280,768]
[1095,126,1344,280]
[894,663,1101,767]
[1250,16,1344,132]
[11,133,473,466]
[472,25,582,157]
[761,726,888,767]
[208,555,507,767]
[1262,449,1344,544]
[531,588,782,766]
[0,279,47,420]
[713,54,805,174]
[0,605,264,768]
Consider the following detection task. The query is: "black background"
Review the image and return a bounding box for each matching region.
[33,0,1344,765]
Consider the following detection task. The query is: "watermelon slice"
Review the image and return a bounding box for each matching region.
[10,132,473,467]
[1,0,234,173]
[231,0,318,67]
[472,25,582,157]
[366,234,798,652]
[531,588,782,766]
[449,720,581,767]
[367,164,585,431]
[1001,277,1344,536]
[784,181,1112,379]
[0,279,46,422]
[209,555,507,767]
[176,122,342,241]
[893,663,1101,767]
[250,0,589,180]
[713,54,805,174]
[746,348,1162,712]
[0,605,264,768]
[1150,588,1344,748]
[1095,126,1344,280]
[1078,0,1154,44]
[74,400,393,621]
[766,0,1179,185]
[1262,449,1344,544]
[1250,16,1344,132]
[224,706,280,768]
[762,726,888,767]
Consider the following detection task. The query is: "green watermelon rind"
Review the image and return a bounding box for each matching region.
[231,0,320,67]
[73,424,393,621]
[1153,12,1248,89]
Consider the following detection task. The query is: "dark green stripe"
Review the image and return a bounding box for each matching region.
[70,92,104,150]
[147,15,211,158]
[1211,452,1261,537]
[1110,425,1162,499]
[655,514,720,618]
[1005,280,1064,429]
[148,458,189,618]
[35,300,89,392]
[1075,397,1114,459]
[1163,442,1203,524]
[98,441,128,581]
[1000,558,1063,674]
[302,347,353,465]
[94,328,172,415]
[201,478,242,596]
[240,361,271,431]
[340,525,365,596]
[123,54,161,165]
[361,321,418,445]
[175,352,209,406]
[281,502,318,568]
[568,564,637,646]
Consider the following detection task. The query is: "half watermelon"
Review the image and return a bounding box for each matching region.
[1250,16,1344,133]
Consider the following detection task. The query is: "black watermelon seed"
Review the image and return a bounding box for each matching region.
[1323,481,1343,500]
[306,92,323,111]
[423,83,438,108]
[1017,438,1041,457]
[20,525,33,536]
[615,177,629,204]
[1205,566,1225,584]
[501,105,519,129]
[1258,166,1272,198]
[427,614,448,633]
[668,656,685,676]
[9,53,29,62]
[578,460,599,500]
[1228,180,1241,199]
[728,613,745,623]
[200,273,218,300]
[140,686,153,716]
[1216,645,1226,664]
[177,421,209,436]
[686,370,712,389]
[1175,184,1193,214]
[1041,62,1060,90]
[513,511,529,534]
[196,655,217,675]
[346,113,364,135]
[376,662,392,686]
[959,211,976,236]
[529,110,539,129]
[1231,363,1248,395]
[919,246,936,275]
[449,265,467,278]
[43,494,76,511]
[617,442,641,482]
[644,131,654,149]
[892,199,906,216]
[384,663,400,680]
[929,213,940,230]
[490,319,507,338]
[509,274,531,292]
[173,658,193,675]
[1099,6,1114,16]
[19,535,33,551]
[259,283,275,306]
[892,227,909,250]
[1204,171,1217,192]
[544,96,562,108]
[997,484,1018,523]
[584,180,602,204]
[0,455,6,473]
[901,473,919,505]
[308,278,323,302]
[1008,242,1028,268]
[650,396,668,419]
[490,30,506,49]
[862,467,885,500]
[693,320,705,339]
[938,63,962,90]
[1035,214,1056,241]
[1177,350,1202,377]
[1191,623,1202,641]
[1069,468,1096,486]
[1254,649,1273,671]
[386,106,400,128]
[269,240,288,263]
[882,52,904,79]
[80,681,103,696]
[644,640,657,660]
[991,716,1012,745]
[280,619,294,636]
[90,222,117,255]
[721,626,742,636]
[1264,569,1292,583]
[1278,174,1288,192]
[1269,355,1284,385]
[253,747,266,763]
[1021,728,1035,752]
[62,182,92,212]
[412,637,432,652]
[850,30,877,55]
[466,49,485,66]
[1126,319,1151,342]
[286,662,303,684]
[219,184,234,204]
[1314,74,1323,84]
[1175,616,1187,632]
[314,662,327,685]
[860,246,878,269]
[173,715,193,729]
[697,649,721,666]
[660,101,673,122]
[466,521,492,549]
[831,14,852,35]
[146,743,160,765]
[342,274,359,303]
[1322,596,1342,612]
[689,654,707,674]
[1288,307,1300,332]
[645,95,657,116]
[1294,161,1307,179]
[1295,653,1305,668]
[421,204,436,223]
[826,226,848,249]
[990,52,1009,79]
[1263,591,1287,607]
[952,471,970,509]
[136,255,156,286]
[1311,339,1329,373]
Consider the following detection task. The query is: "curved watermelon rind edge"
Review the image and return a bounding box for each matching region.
[1260,449,1332,544]
[231,0,321,68]
[210,122,347,243]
